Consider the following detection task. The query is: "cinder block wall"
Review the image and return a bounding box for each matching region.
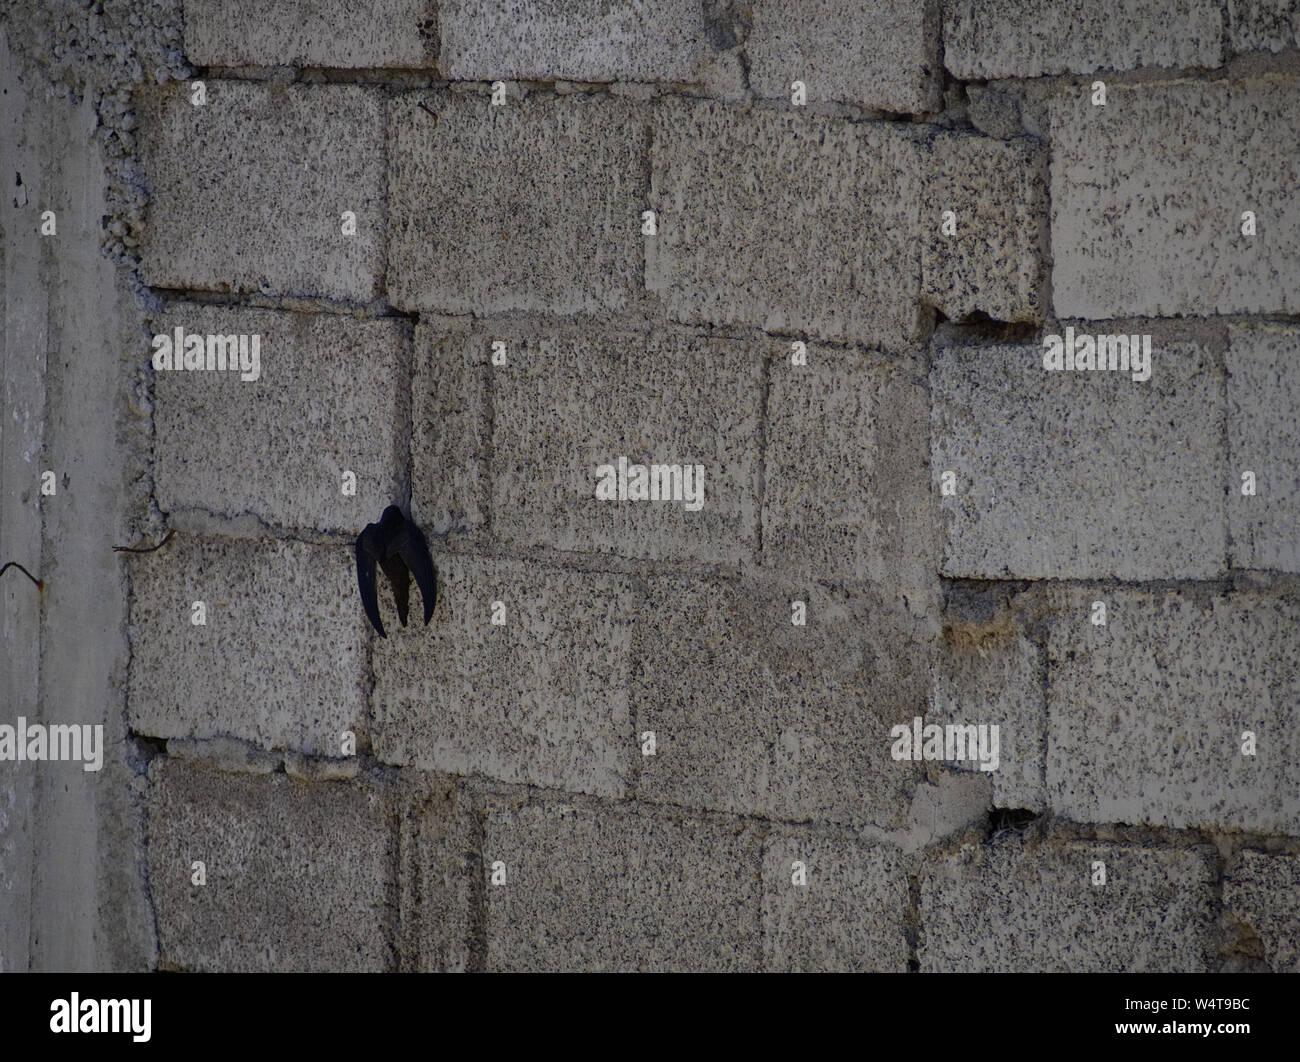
[4,1,1300,971]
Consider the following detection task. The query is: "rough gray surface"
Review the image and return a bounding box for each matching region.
[1229,0,1300,53]
[153,302,409,533]
[648,97,924,350]
[398,774,479,972]
[632,577,935,829]
[763,347,934,591]
[1051,79,1300,320]
[483,796,761,971]
[931,341,1226,580]
[1,34,156,974]
[966,85,1024,139]
[762,833,909,972]
[1045,586,1300,835]
[921,133,1045,323]
[387,93,647,316]
[931,601,1046,811]
[409,318,489,540]
[185,0,439,68]
[139,80,386,302]
[438,0,734,86]
[8,0,1300,977]
[487,324,762,564]
[147,759,394,972]
[747,0,938,113]
[1,36,54,974]
[944,0,1223,78]
[371,555,638,797]
[1224,850,1300,973]
[0,0,188,101]
[1227,323,1300,573]
[128,535,365,757]
[919,841,1217,971]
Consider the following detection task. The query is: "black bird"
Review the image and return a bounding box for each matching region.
[355,506,437,638]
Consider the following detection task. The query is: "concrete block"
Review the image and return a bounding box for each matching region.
[763,348,934,590]
[398,775,480,972]
[487,324,761,564]
[944,0,1223,78]
[1045,586,1300,834]
[932,591,1045,811]
[633,578,935,828]
[747,0,938,113]
[648,98,924,350]
[410,319,489,539]
[184,0,439,68]
[931,341,1226,580]
[1224,851,1300,972]
[128,535,364,757]
[371,555,638,797]
[152,302,408,533]
[919,841,1217,971]
[484,798,761,971]
[921,133,1045,323]
[148,759,394,971]
[139,81,385,302]
[1227,323,1300,573]
[387,93,647,316]
[1051,79,1300,319]
[438,0,730,85]
[762,834,909,971]
[1229,0,1300,53]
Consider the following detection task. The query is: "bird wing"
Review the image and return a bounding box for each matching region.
[380,553,410,628]
[392,516,437,624]
[355,522,387,638]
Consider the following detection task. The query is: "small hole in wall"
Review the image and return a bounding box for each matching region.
[988,807,1041,842]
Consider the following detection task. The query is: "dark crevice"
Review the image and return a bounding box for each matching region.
[987,807,1044,842]
[932,309,1040,345]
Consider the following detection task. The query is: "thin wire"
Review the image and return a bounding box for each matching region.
[0,562,43,589]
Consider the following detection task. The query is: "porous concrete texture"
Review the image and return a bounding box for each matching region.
[486,324,762,564]
[5,0,1300,976]
[1224,850,1300,973]
[398,774,480,972]
[761,833,910,972]
[437,0,731,87]
[153,302,410,533]
[931,586,1046,811]
[1227,323,1300,573]
[919,842,1218,972]
[944,0,1224,79]
[1230,0,1300,53]
[1045,585,1300,835]
[139,80,387,302]
[128,535,365,757]
[931,340,1227,580]
[185,0,439,69]
[747,0,938,114]
[371,554,638,797]
[147,758,395,972]
[632,578,935,829]
[648,97,925,350]
[482,796,761,972]
[409,317,489,540]
[762,347,934,590]
[920,132,1045,323]
[387,93,647,317]
[1051,79,1300,319]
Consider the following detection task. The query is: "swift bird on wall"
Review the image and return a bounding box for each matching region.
[355,505,437,638]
